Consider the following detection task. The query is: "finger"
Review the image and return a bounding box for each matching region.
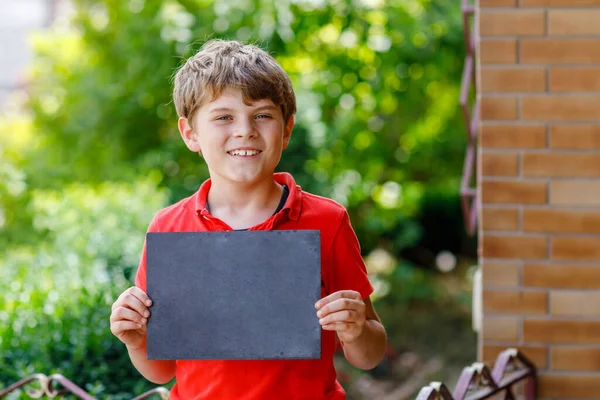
[112,287,152,311]
[315,290,361,309]
[111,306,148,325]
[317,298,364,318]
[118,291,151,319]
[319,310,356,326]
[321,322,352,331]
[111,320,143,336]
[128,286,153,307]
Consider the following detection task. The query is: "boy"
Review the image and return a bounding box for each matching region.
[109,39,386,399]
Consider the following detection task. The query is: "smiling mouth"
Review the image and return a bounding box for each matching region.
[228,149,262,157]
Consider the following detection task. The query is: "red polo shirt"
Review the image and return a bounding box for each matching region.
[135,172,373,400]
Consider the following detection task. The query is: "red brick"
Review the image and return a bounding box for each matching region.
[524,264,600,289]
[483,180,547,204]
[483,235,547,259]
[484,290,547,314]
[481,125,546,149]
[481,97,518,120]
[521,39,600,64]
[483,316,519,341]
[522,96,600,122]
[523,209,600,233]
[523,153,600,178]
[550,181,600,206]
[549,10,600,35]
[483,261,520,287]
[552,237,600,261]
[550,125,600,149]
[482,68,546,93]
[539,374,600,398]
[480,40,517,64]
[522,0,600,5]
[524,319,600,343]
[482,208,519,231]
[482,153,519,177]
[551,291,600,316]
[550,68,600,92]
[552,347,600,371]
[480,10,546,36]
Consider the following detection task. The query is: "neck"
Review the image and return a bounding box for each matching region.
[207,174,282,214]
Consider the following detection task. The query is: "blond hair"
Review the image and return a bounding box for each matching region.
[173,39,296,125]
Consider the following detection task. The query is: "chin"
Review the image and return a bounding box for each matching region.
[227,172,270,184]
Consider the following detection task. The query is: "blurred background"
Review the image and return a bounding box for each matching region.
[0,0,478,398]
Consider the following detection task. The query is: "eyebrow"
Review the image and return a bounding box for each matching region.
[208,105,278,113]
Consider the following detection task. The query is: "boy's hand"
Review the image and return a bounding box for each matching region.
[110,286,152,350]
[315,290,366,344]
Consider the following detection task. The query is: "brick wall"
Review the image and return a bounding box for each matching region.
[478,0,600,398]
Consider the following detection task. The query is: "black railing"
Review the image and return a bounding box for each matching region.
[415,348,536,400]
[0,373,168,399]
[459,0,479,236]
[1,349,536,399]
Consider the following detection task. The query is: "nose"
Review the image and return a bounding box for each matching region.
[233,118,258,139]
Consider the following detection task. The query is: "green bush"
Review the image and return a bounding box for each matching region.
[0,180,168,398]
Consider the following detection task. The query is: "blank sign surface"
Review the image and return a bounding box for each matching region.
[146,230,321,360]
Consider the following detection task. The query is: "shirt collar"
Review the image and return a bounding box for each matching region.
[193,172,302,221]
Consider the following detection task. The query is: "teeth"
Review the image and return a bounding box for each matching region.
[230,149,259,156]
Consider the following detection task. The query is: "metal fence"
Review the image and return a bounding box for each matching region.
[0,348,536,399]
[459,0,479,236]
[415,348,536,400]
[0,373,168,399]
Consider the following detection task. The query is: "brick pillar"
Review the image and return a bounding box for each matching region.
[478,0,600,397]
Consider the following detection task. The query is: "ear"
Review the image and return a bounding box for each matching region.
[282,115,295,150]
[178,117,202,153]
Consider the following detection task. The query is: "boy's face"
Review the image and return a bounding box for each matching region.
[179,88,294,186]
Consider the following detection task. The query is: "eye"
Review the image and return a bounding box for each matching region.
[256,114,272,119]
[215,115,232,121]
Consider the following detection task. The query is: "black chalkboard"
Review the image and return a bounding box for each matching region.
[145,230,321,360]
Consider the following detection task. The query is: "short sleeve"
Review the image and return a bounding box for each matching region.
[134,240,148,292]
[327,210,373,300]
[134,217,160,292]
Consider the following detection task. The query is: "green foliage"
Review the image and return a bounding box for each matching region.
[0,181,168,398]
[19,0,466,252]
[0,114,38,249]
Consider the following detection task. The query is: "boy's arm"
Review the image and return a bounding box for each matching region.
[318,210,386,370]
[127,343,176,384]
[316,291,386,370]
[115,216,176,383]
[110,286,176,384]
[337,297,386,370]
